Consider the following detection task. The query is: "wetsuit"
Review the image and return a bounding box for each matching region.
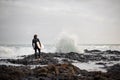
[32,38,41,59]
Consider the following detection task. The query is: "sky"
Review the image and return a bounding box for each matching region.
[0,0,120,44]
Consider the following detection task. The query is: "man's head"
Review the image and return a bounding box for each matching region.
[34,34,37,39]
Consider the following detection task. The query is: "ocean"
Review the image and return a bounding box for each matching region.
[0,44,120,59]
[0,44,120,72]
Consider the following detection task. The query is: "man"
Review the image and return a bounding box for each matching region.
[32,34,41,59]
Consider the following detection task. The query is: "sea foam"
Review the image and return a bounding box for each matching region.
[0,45,33,59]
[55,32,79,53]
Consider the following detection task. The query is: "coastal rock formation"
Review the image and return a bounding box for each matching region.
[33,63,81,80]
[5,50,120,65]
[84,49,102,53]
[0,65,30,80]
[0,50,120,80]
[0,63,120,80]
[107,64,120,80]
[0,63,83,80]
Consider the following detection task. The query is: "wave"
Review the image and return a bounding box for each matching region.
[55,32,120,53]
[0,44,120,59]
[0,45,33,59]
[0,44,56,59]
[55,33,79,53]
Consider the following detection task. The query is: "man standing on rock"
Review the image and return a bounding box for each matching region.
[32,34,41,59]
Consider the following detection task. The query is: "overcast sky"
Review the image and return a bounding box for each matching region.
[0,0,120,44]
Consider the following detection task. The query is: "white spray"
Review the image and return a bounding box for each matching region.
[55,32,79,53]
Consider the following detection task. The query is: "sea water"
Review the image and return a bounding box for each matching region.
[0,44,120,59]
[0,44,54,59]
[0,44,120,72]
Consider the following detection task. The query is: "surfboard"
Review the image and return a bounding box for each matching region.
[37,42,41,49]
[41,43,44,49]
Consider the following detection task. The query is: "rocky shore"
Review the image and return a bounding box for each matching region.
[0,50,120,80]
[4,50,120,65]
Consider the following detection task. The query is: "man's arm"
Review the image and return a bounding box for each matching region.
[32,39,35,49]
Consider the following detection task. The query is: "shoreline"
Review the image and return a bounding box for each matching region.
[0,50,120,80]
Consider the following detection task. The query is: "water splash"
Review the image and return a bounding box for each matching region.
[56,32,79,53]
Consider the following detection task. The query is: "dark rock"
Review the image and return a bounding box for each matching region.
[84,49,102,53]
[62,58,73,63]
[4,50,120,66]
[96,62,106,65]
[33,63,82,80]
[107,64,120,80]
[104,50,120,55]
[0,50,119,67]
[0,65,31,80]
[1,62,120,80]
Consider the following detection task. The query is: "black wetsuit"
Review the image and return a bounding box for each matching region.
[32,38,41,59]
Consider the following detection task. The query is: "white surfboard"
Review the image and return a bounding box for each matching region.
[36,42,44,49]
[37,42,41,49]
[41,43,44,49]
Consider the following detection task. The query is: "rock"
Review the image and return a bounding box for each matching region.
[0,65,30,80]
[1,50,120,80]
[103,50,120,55]
[96,62,106,65]
[1,63,120,80]
[0,64,82,80]
[84,49,102,53]
[33,63,82,80]
[1,50,119,66]
[6,52,59,65]
[61,58,73,63]
[107,64,120,80]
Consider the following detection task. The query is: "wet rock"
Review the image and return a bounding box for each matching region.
[96,62,106,66]
[103,50,120,55]
[84,49,102,53]
[1,62,120,80]
[33,63,82,80]
[0,65,31,80]
[4,51,120,66]
[107,64,120,80]
[6,53,59,65]
[61,58,73,63]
